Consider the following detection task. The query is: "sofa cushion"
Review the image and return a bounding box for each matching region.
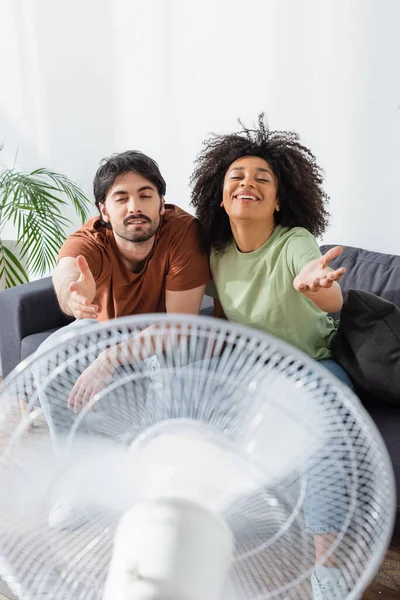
[200,294,213,316]
[320,244,400,321]
[21,328,61,361]
[332,290,400,406]
[364,397,400,535]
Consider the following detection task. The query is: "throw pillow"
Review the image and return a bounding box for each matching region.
[332,289,400,406]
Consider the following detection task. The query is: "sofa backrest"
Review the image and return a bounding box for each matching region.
[320,244,400,318]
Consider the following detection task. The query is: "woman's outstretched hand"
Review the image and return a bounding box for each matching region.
[294,246,346,293]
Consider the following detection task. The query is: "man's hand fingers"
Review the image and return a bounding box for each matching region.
[71,300,98,317]
[69,286,94,306]
[73,384,91,414]
[74,393,81,415]
[68,281,80,294]
[68,377,88,411]
[72,305,98,319]
[68,379,91,413]
[78,388,93,413]
[70,380,108,411]
[76,255,93,282]
[73,308,98,320]
[70,289,89,305]
[70,291,98,318]
[68,383,79,409]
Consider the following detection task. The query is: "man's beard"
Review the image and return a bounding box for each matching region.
[112,214,161,243]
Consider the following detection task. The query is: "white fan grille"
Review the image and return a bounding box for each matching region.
[0,314,395,599]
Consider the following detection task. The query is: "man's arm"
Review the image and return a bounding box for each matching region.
[53,255,98,319]
[108,284,206,364]
[165,284,206,315]
[68,284,207,412]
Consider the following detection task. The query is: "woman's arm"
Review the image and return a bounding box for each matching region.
[293,246,346,313]
[300,281,343,313]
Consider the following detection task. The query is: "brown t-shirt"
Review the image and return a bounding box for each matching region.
[57,204,210,320]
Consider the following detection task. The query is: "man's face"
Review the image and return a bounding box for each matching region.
[100,171,165,243]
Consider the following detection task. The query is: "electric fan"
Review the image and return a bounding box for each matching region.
[0,314,395,600]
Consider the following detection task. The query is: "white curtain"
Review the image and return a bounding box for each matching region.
[1,0,399,252]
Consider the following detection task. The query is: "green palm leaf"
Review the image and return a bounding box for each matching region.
[0,242,29,288]
[33,168,90,223]
[0,153,92,287]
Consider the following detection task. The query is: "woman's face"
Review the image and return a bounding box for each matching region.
[221,156,279,223]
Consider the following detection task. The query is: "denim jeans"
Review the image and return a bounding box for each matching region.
[318,359,354,390]
[303,358,354,534]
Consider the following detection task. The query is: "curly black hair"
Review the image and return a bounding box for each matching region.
[191,114,330,254]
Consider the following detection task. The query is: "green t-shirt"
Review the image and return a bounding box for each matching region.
[208,226,338,360]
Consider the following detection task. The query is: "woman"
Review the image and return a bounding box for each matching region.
[192,114,350,383]
[191,115,353,600]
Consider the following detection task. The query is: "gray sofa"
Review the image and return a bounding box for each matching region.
[1,244,400,532]
[0,276,74,378]
[319,244,400,533]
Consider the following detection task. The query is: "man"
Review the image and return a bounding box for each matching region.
[55,149,209,321]
[37,150,210,439]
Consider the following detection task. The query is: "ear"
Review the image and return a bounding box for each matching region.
[220,200,224,208]
[160,197,165,216]
[275,198,280,212]
[99,202,109,222]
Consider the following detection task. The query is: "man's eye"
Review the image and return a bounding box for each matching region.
[116,197,128,202]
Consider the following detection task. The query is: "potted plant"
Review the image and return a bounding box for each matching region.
[0,144,91,288]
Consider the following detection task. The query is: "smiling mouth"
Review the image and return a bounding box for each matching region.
[235,194,259,202]
[126,219,149,225]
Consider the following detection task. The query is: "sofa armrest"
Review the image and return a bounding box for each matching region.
[0,277,73,378]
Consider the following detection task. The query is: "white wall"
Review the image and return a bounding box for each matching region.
[1,0,400,253]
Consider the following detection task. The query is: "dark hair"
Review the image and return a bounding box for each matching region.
[93,150,166,228]
[191,114,330,254]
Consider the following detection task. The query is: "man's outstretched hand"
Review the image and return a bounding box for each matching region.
[68,351,114,414]
[68,255,99,319]
[293,246,346,293]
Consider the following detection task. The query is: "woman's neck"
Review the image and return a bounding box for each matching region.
[230,219,276,253]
